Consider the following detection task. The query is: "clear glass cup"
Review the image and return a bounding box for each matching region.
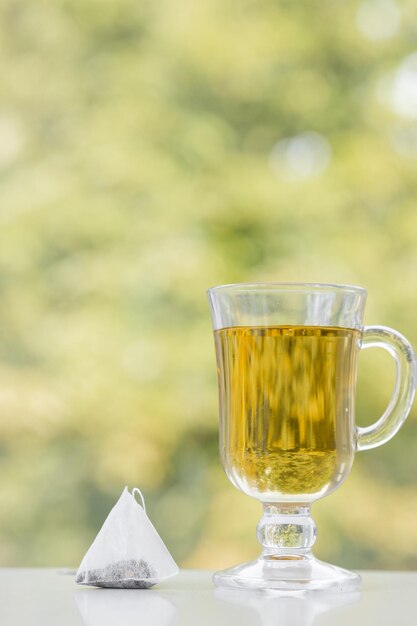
[207,283,417,591]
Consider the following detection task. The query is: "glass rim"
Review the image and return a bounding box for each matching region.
[207,282,367,295]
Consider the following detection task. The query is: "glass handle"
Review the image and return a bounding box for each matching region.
[356,325,417,452]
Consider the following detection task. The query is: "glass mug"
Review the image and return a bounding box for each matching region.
[208,283,416,591]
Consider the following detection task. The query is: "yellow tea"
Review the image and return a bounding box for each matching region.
[214,326,360,500]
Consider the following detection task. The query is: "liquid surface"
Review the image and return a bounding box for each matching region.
[214,326,359,500]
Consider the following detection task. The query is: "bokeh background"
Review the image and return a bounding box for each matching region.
[0,0,417,571]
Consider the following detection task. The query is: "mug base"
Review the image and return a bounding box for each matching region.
[213,555,361,592]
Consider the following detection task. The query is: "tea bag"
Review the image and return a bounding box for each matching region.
[76,487,179,588]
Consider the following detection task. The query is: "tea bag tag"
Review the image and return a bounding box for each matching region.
[76,486,179,588]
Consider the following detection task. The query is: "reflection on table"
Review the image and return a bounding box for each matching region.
[75,572,361,626]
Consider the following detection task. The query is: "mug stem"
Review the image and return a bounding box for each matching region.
[213,502,360,590]
[257,504,317,558]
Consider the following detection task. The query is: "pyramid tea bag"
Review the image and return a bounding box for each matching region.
[76,487,179,588]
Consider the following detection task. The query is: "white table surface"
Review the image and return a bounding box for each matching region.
[1,569,417,626]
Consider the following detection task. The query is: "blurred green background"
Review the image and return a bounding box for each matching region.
[0,0,417,571]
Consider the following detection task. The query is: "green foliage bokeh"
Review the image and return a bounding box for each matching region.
[0,0,416,569]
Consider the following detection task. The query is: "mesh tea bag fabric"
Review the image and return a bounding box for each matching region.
[76,487,179,588]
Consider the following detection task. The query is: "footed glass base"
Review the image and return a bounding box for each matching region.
[213,555,361,592]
